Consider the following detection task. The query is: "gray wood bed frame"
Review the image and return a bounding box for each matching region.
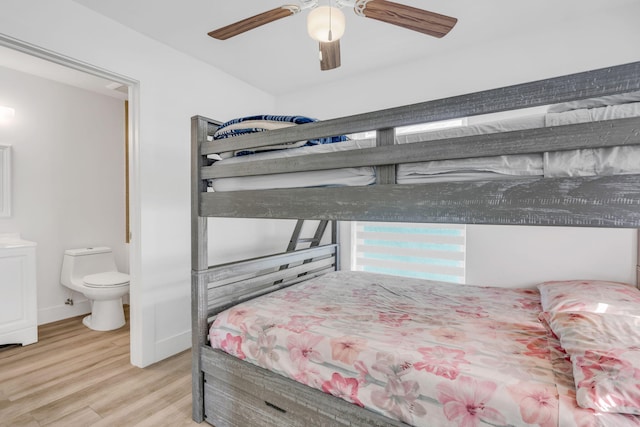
[191,62,640,426]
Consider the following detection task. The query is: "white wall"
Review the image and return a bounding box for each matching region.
[278,4,640,287]
[0,0,277,367]
[466,225,637,287]
[0,65,127,324]
[207,218,296,266]
[340,222,637,288]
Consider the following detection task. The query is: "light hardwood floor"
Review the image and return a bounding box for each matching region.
[0,308,200,427]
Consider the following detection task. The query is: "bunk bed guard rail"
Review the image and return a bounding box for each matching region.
[193,62,640,228]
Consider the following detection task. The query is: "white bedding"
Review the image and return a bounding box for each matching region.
[543,102,640,177]
[396,114,544,184]
[209,139,376,192]
[208,103,640,191]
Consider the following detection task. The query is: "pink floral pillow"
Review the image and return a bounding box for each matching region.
[538,280,640,316]
[547,311,640,414]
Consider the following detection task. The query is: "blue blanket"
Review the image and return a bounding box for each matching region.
[213,115,348,157]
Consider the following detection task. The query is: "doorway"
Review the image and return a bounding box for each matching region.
[0,34,141,365]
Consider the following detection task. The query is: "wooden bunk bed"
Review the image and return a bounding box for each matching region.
[191,62,640,426]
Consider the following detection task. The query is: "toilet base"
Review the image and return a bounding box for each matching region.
[82,298,126,331]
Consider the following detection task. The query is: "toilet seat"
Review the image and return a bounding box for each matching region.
[83,272,130,288]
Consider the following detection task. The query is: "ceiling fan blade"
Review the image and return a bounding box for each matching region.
[356,0,457,38]
[208,6,300,40]
[319,40,341,71]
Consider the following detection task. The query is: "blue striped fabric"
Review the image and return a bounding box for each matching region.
[213,115,348,157]
[216,115,316,129]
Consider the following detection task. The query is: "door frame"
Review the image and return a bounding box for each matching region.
[0,33,143,365]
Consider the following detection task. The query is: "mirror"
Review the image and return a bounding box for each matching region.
[0,145,10,217]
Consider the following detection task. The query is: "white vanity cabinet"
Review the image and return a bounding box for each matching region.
[0,235,37,346]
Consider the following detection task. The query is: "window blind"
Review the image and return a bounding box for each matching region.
[352,222,466,283]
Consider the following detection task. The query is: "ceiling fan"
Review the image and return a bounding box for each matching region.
[208,0,457,71]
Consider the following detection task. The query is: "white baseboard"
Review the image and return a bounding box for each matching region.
[38,300,91,325]
[154,330,191,362]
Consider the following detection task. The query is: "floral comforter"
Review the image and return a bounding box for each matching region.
[209,271,639,426]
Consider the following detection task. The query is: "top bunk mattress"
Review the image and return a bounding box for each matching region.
[207,100,640,191]
[208,139,376,192]
[399,100,640,182]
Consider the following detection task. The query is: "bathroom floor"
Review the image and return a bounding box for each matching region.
[0,307,199,426]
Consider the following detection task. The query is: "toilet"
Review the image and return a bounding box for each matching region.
[60,247,130,331]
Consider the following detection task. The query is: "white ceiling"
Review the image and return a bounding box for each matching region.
[70,0,636,96]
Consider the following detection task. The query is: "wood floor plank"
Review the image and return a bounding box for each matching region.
[0,310,129,378]
[0,338,126,384]
[88,352,192,417]
[42,406,102,427]
[4,344,129,400]
[90,375,194,426]
[133,393,199,427]
[33,350,190,423]
[0,353,131,421]
[0,412,39,427]
[0,345,21,361]
[0,330,94,362]
[28,357,140,423]
[0,309,200,427]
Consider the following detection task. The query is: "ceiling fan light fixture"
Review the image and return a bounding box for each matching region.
[319,39,341,70]
[307,6,346,42]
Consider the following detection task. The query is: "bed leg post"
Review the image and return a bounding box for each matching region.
[332,220,340,271]
[191,271,208,423]
[191,115,212,423]
[636,229,639,289]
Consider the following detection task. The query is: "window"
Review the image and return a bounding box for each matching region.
[351,222,466,283]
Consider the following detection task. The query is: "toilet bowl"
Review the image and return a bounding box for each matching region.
[60,247,130,331]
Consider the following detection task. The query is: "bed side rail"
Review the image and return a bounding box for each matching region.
[202,117,640,180]
[200,62,640,156]
[201,176,640,228]
[196,244,337,319]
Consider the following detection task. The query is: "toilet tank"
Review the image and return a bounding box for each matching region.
[61,247,118,285]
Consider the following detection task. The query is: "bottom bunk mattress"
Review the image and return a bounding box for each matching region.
[209,271,640,427]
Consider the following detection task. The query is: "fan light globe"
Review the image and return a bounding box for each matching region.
[307,6,345,42]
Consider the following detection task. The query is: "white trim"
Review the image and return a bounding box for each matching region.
[0,35,136,89]
[338,220,353,270]
[0,34,143,366]
[127,86,144,367]
[0,145,11,218]
[155,331,192,362]
[38,300,91,326]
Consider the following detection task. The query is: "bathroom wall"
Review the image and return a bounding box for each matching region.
[0,65,127,324]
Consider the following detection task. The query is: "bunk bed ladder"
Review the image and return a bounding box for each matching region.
[286,219,329,252]
[276,219,338,284]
